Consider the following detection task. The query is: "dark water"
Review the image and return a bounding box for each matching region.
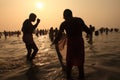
[0,32,120,80]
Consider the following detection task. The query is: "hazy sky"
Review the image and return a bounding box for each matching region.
[0,0,120,31]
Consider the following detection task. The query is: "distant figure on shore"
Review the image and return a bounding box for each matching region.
[0,32,2,38]
[54,27,59,39]
[22,13,40,61]
[3,30,8,39]
[49,27,54,42]
[95,30,99,36]
[87,25,95,45]
[53,9,90,80]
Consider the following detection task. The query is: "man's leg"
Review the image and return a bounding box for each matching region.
[30,42,38,60]
[66,63,73,80]
[78,64,85,80]
[25,43,32,60]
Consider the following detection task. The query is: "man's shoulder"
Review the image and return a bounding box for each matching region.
[23,19,30,23]
[73,17,83,21]
[60,20,68,29]
[61,20,67,25]
[73,17,84,23]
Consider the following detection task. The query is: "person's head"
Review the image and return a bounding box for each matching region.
[29,13,37,22]
[63,9,73,20]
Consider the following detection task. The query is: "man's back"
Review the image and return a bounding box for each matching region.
[22,19,34,35]
[61,17,85,38]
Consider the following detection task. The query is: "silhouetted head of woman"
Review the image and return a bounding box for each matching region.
[29,13,37,22]
[63,9,73,20]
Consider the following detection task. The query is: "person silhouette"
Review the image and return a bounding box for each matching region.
[53,9,90,80]
[49,27,54,42]
[22,13,40,61]
[87,25,95,45]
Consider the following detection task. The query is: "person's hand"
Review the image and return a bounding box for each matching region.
[37,18,40,23]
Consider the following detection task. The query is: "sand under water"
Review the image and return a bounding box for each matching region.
[0,32,120,80]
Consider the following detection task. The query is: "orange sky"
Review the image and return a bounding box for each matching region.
[0,0,120,31]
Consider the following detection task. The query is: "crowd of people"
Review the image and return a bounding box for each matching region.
[94,27,119,36]
[0,29,49,39]
[0,26,119,41]
[34,28,48,37]
[85,25,120,44]
[0,30,21,39]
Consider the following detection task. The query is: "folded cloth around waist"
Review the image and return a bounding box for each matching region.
[66,37,85,66]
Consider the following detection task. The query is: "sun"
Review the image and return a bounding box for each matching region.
[36,2,43,9]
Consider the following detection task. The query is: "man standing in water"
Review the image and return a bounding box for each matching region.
[53,9,90,80]
[22,13,40,61]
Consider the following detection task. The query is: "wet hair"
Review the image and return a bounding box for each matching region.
[63,9,72,19]
[29,13,36,19]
